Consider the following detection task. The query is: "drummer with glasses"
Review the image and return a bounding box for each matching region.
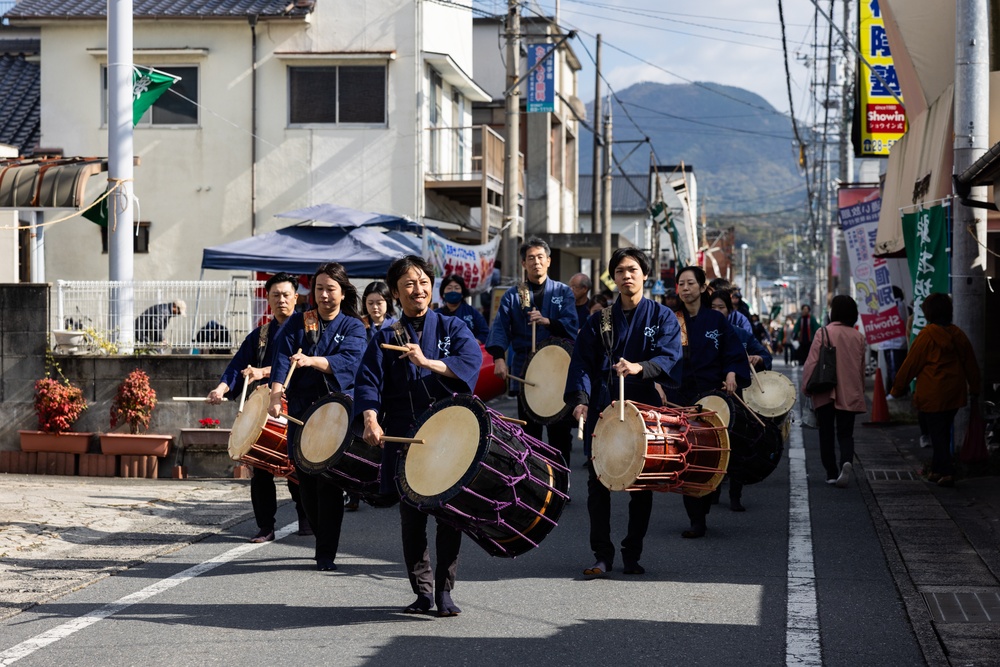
[207,273,308,543]
[268,263,367,572]
[355,255,481,617]
[565,248,683,579]
[486,237,579,466]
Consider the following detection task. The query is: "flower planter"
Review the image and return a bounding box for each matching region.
[179,429,236,478]
[100,433,172,457]
[19,430,93,454]
[179,428,232,449]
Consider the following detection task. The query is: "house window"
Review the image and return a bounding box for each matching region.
[102,65,198,126]
[288,65,387,125]
[101,221,151,254]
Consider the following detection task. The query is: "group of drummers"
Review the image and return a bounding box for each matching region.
[210,237,794,617]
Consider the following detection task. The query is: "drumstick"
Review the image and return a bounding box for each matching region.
[498,415,528,426]
[283,348,303,391]
[381,343,411,353]
[531,321,537,353]
[507,374,537,387]
[619,359,625,422]
[732,392,767,428]
[578,413,585,441]
[171,396,227,401]
[746,352,763,392]
[237,365,251,413]
[381,436,426,444]
[279,412,304,426]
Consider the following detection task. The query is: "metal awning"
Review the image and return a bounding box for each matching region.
[0,157,110,210]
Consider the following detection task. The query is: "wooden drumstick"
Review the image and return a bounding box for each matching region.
[283,348,303,391]
[381,436,426,444]
[507,374,537,387]
[171,396,226,401]
[381,343,411,353]
[279,412,304,426]
[578,413,585,441]
[498,415,528,426]
[619,360,625,422]
[732,392,766,428]
[531,321,537,354]
[746,352,763,392]
[237,365,251,413]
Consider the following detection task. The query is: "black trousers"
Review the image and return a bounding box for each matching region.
[289,419,344,560]
[399,501,462,595]
[683,489,720,528]
[814,403,857,480]
[921,409,957,476]
[250,467,303,532]
[518,400,574,467]
[586,462,652,566]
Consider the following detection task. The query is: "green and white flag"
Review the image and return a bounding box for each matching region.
[901,204,950,341]
[132,66,178,125]
[651,201,683,264]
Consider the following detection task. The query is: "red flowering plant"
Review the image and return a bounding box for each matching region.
[110,369,158,434]
[198,418,221,429]
[33,377,88,433]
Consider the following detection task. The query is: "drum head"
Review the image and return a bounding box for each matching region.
[522,343,571,420]
[228,386,270,460]
[592,401,647,492]
[299,396,350,465]
[406,405,482,497]
[697,394,732,426]
[743,371,796,418]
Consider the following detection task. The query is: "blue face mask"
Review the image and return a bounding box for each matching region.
[443,292,464,305]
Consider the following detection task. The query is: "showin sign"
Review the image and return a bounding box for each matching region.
[857,0,906,156]
[901,204,951,341]
[526,44,555,113]
[424,230,500,294]
[839,186,906,345]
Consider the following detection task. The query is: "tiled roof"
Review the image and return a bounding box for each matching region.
[0,54,40,155]
[0,39,40,56]
[4,0,315,20]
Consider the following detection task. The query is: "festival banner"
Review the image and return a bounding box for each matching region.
[424,229,500,294]
[838,186,906,345]
[526,44,555,113]
[901,204,950,340]
[857,0,906,156]
[133,66,178,125]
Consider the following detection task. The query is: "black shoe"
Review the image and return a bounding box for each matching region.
[404,594,433,614]
[249,529,274,543]
[622,560,645,575]
[316,557,337,571]
[730,500,746,512]
[344,493,359,512]
[435,591,462,617]
[682,524,706,539]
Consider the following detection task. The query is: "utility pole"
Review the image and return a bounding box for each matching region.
[502,0,521,282]
[600,96,612,283]
[108,0,135,351]
[590,34,602,288]
[953,0,988,444]
[837,0,853,295]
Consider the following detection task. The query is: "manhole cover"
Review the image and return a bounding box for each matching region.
[923,591,1000,623]
[866,469,917,481]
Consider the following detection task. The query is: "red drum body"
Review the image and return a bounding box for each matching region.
[398,394,569,558]
[228,386,295,478]
[591,401,729,498]
[519,338,574,424]
[697,391,782,485]
[474,343,506,403]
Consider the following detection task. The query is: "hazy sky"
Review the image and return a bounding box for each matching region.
[473,0,827,115]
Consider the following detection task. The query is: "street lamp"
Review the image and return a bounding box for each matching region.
[740,243,749,294]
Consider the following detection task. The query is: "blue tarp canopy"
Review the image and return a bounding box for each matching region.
[200,225,422,276]
[274,203,421,232]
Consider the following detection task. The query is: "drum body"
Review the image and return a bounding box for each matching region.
[519,338,573,424]
[398,394,569,557]
[591,401,729,497]
[227,386,295,478]
[697,391,781,485]
[474,343,506,403]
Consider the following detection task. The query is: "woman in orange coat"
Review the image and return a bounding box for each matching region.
[890,293,981,487]
[801,295,867,487]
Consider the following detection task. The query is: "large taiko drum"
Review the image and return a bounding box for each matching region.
[743,371,796,424]
[519,338,574,424]
[696,391,782,485]
[228,386,295,478]
[591,401,729,497]
[474,343,506,403]
[397,394,569,558]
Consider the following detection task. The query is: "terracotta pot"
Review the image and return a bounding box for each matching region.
[179,428,232,449]
[19,430,93,454]
[100,433,172,457]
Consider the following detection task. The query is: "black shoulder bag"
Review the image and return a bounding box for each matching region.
[806,326,837,394]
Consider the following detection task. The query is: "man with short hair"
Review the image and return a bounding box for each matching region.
[569,273,593,332]
[487,237,578,466]
[208,273,308,542]
[792,304,821,366]
[135,299,186,344]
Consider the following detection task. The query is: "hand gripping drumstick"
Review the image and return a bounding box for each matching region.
[237,365,251,413]
[746,351,763,392]
[283,348,303,393]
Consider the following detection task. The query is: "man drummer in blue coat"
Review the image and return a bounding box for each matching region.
[486,237,578,466]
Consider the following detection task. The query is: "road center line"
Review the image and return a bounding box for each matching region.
[786,420,822,666]
[0,522,297,666]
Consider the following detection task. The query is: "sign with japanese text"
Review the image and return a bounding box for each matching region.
[838,186,906,345]
[857,0,906,156]
[901,204,950,341]
[526,44,555,113]
[424,229,500,294]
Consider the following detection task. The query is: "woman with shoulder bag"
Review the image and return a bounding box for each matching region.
[801,295,867,487]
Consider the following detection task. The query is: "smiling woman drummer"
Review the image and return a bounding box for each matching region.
[354,255,480,617]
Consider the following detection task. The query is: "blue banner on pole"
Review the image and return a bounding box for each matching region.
[527,44,555,113]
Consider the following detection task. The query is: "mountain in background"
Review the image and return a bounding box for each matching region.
[579,81,808,217]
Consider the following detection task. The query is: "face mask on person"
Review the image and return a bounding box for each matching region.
[443,292,464,305]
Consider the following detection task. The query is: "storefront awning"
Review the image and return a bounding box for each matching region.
[0,157,110,210]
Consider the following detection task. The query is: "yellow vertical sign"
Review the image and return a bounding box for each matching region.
[858,0,906,156]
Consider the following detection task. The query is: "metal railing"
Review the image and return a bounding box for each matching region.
[53,280,267,354]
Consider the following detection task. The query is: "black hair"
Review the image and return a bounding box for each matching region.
[362,281,395,317]
[440,274,470,298]
[264,272,297,293]
[312,262,360,319]
[710,287,734,314]
[708,277,731,292]
[519,237,551,261]
[609,247,650,276]
[386,255,435,298]
[677,265,707,287]
[829,295,859,326]
[921,292,952,326]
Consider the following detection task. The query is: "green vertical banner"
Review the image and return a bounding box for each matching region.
[901,204,950,339]
[132,66,177,125]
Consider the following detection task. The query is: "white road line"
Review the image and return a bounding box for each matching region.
[0,522,297,666]
[786,420,823,666]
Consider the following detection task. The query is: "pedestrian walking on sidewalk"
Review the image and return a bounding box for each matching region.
[801,295,866,487]
[889,293,981,487]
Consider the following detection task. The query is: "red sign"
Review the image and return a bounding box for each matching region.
[866,103,906,133]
